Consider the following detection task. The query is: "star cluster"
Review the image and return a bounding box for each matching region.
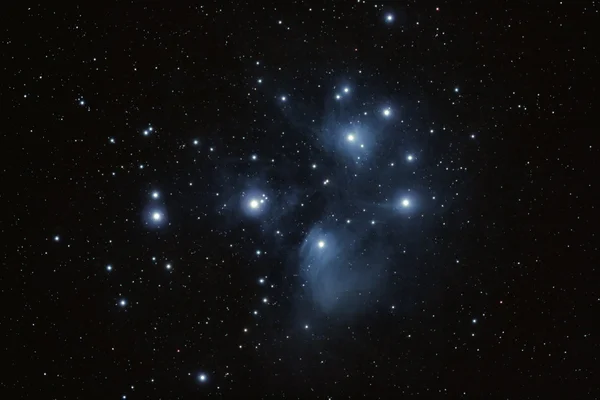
[8,2,596,399]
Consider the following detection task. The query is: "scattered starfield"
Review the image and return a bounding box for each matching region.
[3,2,597,399]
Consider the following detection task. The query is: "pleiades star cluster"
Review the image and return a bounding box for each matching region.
[2,2,597,399]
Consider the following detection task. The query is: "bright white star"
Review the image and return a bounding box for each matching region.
[198,374,207,383]
[318,240,325,248]
[152,212,162,221]
[386,14,394,22]
[152,191,159,199]
[407,154,414,161]
[401,199,410,207]
[119,299,127,307]
[53,235,60,242]
[383,108,391,117]
[106,265,112,271]
[347,134,355,142]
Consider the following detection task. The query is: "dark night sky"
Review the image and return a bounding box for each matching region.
[1,2,598,399]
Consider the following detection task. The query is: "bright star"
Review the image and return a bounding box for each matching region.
[335,94,341,100]
[347,134,355,142]
[383,108,391,117]
[281,96,287,101]
[249,199,259,209]
[152,191,159,199]
[259,278,265,284]
[166,263,172,270]
[198,374,207,383]
[472,318,477,324]
[193,139,199,145]
[318,240,325,248]
[401,198,410,207]
[152,212,162,221]
[407,154,414,161]
[454,87,459,93]
[53,235,60,242]
[109,137,115,144]
[386,14,394,22]
[106,265,112,271]
[256,250,261,255]
[344,87,349,93]
[119,299,127,307]
[251,154,257,160]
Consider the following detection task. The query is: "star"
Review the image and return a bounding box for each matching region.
[119,299,127,307]
[281,96,287,102]
[258,278,265,284]
[152,191,159,199]
[454,87,460,93]
[53,235,60,242]
[251,154,257,160]
[401,198,410,207]
[249,199,259,209]
[472,318,477,324]
[318,240,325,248]
[198,373,207,383]
[109,137,115,144]
[383,108,391,117]
[193,139,199,145]
[347,134,355,142]
[407,154,414,161]
[385,14,394,23]
[152,212,162,221]
[343,87,349,93]
[335,94,341,100]
[166,263,172,270]
[106,265,112,271]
